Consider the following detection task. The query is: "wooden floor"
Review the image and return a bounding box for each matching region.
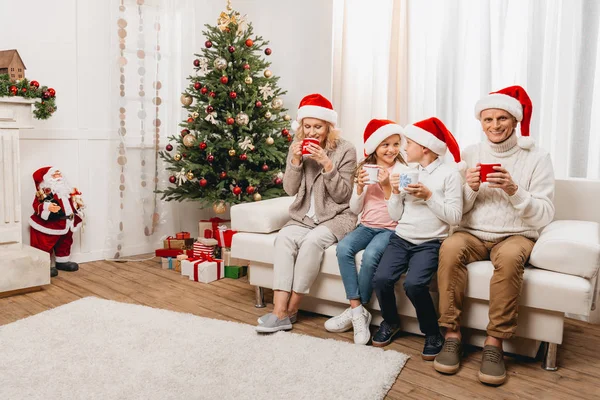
[2,256,600,400]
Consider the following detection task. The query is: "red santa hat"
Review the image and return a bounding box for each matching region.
[291,93,338,131]
[33,166,57,190]
[404,117,465,170]
[363,119,406,157]
[474,85,534,149]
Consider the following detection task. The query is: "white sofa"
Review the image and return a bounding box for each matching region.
[231,179,600,370]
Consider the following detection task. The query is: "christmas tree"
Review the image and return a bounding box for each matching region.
[159,2,291,212]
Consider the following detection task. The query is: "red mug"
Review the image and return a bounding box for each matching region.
[301,138,320,157]
[480,163,502,183]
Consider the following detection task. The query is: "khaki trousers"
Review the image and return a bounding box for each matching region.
[437,231,535,339]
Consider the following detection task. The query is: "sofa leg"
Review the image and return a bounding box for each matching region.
[541,342,558,371]
[254,286,266,308]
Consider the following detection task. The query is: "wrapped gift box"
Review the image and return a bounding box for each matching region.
[214,226,237,248]
[193,238,218,258]
[221,249,248,267]
[163,236,195,250]
[181,256,224,283]
[198,217,230,238]
[156,248,184,258]
[224,265,248,279]
[176,231,191,239]
[161,257,174,270]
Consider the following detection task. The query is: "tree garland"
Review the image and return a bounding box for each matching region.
[0,74,57,119]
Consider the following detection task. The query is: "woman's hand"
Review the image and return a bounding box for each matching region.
[290,141,303,165]
[307,143,333,172]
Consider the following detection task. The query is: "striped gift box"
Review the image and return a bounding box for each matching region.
[193,238,218,258]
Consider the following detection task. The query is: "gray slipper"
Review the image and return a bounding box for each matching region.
[255,313,293,333]
[257,312,297,325]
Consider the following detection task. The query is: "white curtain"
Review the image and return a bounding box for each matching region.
[333,0,600,179]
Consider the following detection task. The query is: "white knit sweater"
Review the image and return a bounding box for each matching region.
[458,133,555,242]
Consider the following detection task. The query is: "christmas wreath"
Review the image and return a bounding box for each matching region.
[0,74,57,119]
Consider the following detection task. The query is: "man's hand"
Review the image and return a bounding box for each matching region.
[466,165,481,192]
[405,183,432,200]
[487,166,518,196]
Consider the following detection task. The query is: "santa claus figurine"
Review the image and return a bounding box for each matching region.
[28,166,85,277]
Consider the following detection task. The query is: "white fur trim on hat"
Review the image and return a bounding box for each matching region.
[364,123,405,156]
[296,105,338,126]
[403,125,447,156]
[42,167,58,184]
[517,136,535,149]
[474,93,523,121]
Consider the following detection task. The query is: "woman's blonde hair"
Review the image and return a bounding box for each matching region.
[293,119,340,151]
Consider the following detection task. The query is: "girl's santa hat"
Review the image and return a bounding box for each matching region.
[291,93,338,132]
[474,85,534,149]
[363,119,406,158]
[404,117,465,170]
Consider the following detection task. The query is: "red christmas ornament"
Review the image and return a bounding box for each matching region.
[199,142,207,150]
[264,48,272,55]
[274,178,283,185]
[21,88,27,94]
[233,186,242,195]
[48,88,56,97]
[182,153,188,158]
[166,144,173,151]
[219,171,227,179]
[239,153,247,161]
[42,91,50,99]
[206,105,214,113]
[199,178,208,187]
[243,64,250,70]
[229,91,237,99]
[205,40,213,48]
[220,76,229,84]
[9,85,17,95]
[228,46,235,53]
[207,154,215,163]
[193,59,200,67]
[282,128,290,136]
[209,91,216,98]
[226,117,235,125]
[30,80,39,88]
[245,39,254,47]
[194,82,201,90]
[169,176,176,184]
[187,117,194,123]
[261,164,269,172]
[200,86,208,95]
[246,186,255,194]
[287,136,293,142]
[181,129,190,136]
[255,101,262,108]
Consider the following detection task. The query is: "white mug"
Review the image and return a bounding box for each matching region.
[362,164,379,185]
[399,171,419,190]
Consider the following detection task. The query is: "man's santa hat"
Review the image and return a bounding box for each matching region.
[291,93,338,132]
[33,166,57,190]
[404,117,465,170]
[363,119,406,158]
[474,85,534,149]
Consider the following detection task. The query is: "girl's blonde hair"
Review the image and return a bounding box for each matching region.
[293,119,340,151]
[355,136,407,177]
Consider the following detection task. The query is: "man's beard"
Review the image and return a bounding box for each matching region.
[42,177,72,198]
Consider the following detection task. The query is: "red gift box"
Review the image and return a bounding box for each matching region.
[176,231,191,239]
[155,248,184,258]
[214,225,237,248]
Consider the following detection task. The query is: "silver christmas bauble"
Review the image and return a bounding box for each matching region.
[266,137,274,145]
[213,57,227,71]
[271,97,283,110]
[235,112,249,126]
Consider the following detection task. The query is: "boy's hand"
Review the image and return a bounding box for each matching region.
[405,183,432,200]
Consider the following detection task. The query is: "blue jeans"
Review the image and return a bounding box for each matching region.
[336,224,394,304]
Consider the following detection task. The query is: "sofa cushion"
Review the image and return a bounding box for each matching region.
[230,196,295,234]
[529,220,600,279]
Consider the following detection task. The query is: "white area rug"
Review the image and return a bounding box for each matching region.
[0,297,408,400]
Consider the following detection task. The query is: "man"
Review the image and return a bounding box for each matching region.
[29,166,85,277]
[433,86,555,385]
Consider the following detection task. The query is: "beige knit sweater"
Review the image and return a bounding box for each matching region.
[282,138,357,240]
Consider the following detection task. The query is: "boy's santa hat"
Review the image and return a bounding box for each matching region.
[363,119,406,157]
[291,93,338,131]
[33,166,57,190]
[474,85,534,149]
[404,117,465,170]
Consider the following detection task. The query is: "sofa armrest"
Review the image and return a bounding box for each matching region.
[231,196,294,233]
[529,220,600,279]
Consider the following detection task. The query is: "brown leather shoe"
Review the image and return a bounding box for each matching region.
[478,345,507,385]
[433,338,462,374]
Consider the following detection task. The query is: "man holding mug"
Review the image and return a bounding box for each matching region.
[433,86,555,386]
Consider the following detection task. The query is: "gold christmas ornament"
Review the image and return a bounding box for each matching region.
[180,94,193,106]
[173,153,182,161]
[235,112,249,126]
[228,149,236,156]
[244,76,253,85]
[214,57,227,71]
[253,193,262,201]
[186,171,195,180]
[192,112,199,119]
[183,134,195,147]
[271,97,284,110]
[263,69,272,78]
[264,111,272,120]
[266,136,274,145]
[283,114,291,121]
[213,201,227,214]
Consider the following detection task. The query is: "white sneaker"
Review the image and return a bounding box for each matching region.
[352,308,372,345]
[324,307,353,333]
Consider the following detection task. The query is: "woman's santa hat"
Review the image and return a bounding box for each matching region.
[291,93,338,132]
[363,119,406,157]
[33,166,57,190]
[474,85,534,149]
[404,117,465,170]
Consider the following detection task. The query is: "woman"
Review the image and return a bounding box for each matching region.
[256,93,357,333]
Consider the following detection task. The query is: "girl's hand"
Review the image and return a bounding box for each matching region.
[378,167,390,188]
[357,169,369,189]
[389,173,401,194]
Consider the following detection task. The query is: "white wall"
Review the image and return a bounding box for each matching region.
[0,0,334,262]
